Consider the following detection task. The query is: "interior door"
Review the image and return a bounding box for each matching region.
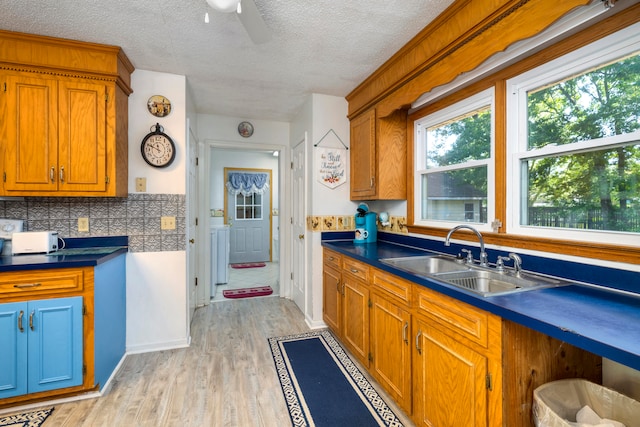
[186,122,199,322]
[226,169,271,264]
[291,136,307,312]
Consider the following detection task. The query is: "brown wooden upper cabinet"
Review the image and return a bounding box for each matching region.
[0,30,133,197]
[349,108,407,201]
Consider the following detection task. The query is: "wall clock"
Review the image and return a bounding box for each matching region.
[140,123,176,168]
[238,121,254,138]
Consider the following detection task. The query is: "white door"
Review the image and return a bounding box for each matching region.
[186,123,199,324]
[226,169,272,264]
[291,136,307,312]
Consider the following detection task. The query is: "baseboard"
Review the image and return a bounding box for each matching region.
[0,390,101,416]
[305,316,327,330]
[98,353,127,394]
[126,338,190,355]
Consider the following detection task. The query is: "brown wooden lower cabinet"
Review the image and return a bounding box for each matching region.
[323,249,602,426]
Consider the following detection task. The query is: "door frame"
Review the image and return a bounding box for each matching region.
[223,167,273,263]
[197,140,291,302]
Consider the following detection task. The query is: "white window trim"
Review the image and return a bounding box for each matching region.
[506,22,640,246]
[414,88,495,232]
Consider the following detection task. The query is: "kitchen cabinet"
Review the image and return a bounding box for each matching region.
[322,250,602,425]
[370,269,413,413]
[412,285,503,427]
[0,253,126,407]
[0,30,133,197]
[349,108,407,200]
[322,249,342,334]
[322,248,370,368]
[340,257,370,368]
[0,297,83,399]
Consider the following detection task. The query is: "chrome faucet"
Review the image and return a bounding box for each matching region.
[509,253,522,276]
[445,225,488,266]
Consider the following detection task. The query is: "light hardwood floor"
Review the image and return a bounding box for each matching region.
[8,296,414,426]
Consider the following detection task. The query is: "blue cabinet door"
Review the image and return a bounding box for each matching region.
[27,297,83,394]
[0,302,28,398]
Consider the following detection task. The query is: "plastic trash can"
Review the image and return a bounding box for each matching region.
[533,379,640,427]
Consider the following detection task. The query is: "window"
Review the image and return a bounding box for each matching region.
[414,88,494,230]
[235,192,263,220]
[507,24,640,246]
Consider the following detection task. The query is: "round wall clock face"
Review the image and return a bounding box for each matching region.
[141,123,176,168]
[238,121,254,138]
[147,95,172,117]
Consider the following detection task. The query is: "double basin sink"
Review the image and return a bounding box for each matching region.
[379,255,568,297]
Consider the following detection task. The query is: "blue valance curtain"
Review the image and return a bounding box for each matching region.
[226,172,269,195]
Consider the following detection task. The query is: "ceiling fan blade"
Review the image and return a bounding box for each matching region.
[236,0,271,44]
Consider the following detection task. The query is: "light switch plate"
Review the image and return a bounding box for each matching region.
[136,177,147,192]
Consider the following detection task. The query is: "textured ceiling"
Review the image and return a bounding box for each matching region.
[0,0,455,122]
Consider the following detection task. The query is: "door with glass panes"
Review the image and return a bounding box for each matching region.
[225,169,271,264]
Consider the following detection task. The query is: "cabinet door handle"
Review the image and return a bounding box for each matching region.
[370,177,375,188]
[50,166,55,182]
[59,166,65,183]
[336,279,341,293]
[402,322,409,344]
[18,310,24,333]
[13,283,42,289]
[350,268,359,274]
[341,283,345,296]
[415,330,422,354]
[29,310,35,331]
[328,256,335,261]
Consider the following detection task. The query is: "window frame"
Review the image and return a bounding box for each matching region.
[413,88,496,232]
[506,23,640,247]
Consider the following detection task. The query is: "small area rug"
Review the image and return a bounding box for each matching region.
[269,330,404,427]
[0,407,53,427]
[230,262,266,269]
[223,286,273,299]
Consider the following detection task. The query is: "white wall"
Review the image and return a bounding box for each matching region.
[126,69,189,353]
[290,94,353,327]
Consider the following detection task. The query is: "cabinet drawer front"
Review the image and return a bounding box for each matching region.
[413,285,493,349]
[372,269,411,306]
[0,269,84,298]
[342,257,370,281]
[323,249,342,270]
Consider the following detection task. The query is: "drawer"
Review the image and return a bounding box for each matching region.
[0,268,85,299]
[323,248,342,270]
[342,257,369,282]
[413,284,498,350]
[372,269,411,306]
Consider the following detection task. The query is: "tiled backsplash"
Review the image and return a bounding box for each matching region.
[307,215,407,234]
[0,194,186,252]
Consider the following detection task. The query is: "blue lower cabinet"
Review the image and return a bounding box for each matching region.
[0,302,28,398]
[0,297,83,398]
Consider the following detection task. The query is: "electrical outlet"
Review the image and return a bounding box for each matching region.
[161,216,176,230]
[135,177,147,192]
[78,217,89,232]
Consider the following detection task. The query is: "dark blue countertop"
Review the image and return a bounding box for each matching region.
[323,237,640,371]
[0,236,128,272]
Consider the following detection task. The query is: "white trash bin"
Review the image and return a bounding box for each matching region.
[533,379,640,427]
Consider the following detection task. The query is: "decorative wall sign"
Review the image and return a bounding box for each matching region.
[316,147,346,189]
[147,95,172,117]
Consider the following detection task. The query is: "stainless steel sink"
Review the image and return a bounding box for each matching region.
[435,267,571,296]
[379,255,469,276]
[379,254,568,296]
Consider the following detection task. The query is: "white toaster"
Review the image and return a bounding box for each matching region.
[12,231,59,254]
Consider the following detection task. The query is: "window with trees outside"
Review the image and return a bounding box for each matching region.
[414,89,494,231]
[507,24,640,246]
